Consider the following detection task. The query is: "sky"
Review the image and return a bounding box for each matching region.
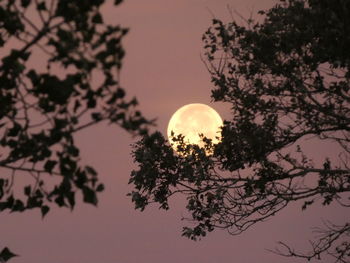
[0,0,347,262]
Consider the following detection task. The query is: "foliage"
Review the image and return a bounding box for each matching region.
[0,247,17,262]
[0,0,151,256]
[129,0,350,262]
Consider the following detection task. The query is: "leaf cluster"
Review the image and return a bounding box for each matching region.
[129,0,350,261]
[0,0,152,245]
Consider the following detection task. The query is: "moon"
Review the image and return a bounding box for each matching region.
[167,103,223,154]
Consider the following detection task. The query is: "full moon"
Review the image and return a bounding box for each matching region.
[167,103,223,153]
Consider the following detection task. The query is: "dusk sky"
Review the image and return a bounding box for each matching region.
[1,0,347,262]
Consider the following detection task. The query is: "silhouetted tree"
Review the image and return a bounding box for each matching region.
[129,0,350,262]
[0,0,150,260]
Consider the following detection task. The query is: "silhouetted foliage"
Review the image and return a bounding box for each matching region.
[0,0,150,257]
[0,247,17,262]
[130,0,350,262]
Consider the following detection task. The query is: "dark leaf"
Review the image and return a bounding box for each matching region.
[92,13,103,24]
[24,185,31,196]
[96,184,104,192]
[36,1,46,10]
[0,247,18,262]
[82,187,97,205]
[44,160,57,173]
[85,166,97,176]
[20,0,31,8]
[41,205,50,217]
[66,191,75,209]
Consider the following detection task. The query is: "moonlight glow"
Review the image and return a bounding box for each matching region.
[167,103,223,154]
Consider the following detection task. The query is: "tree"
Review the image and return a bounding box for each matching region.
[0,0,150,260]
[129,0,350,262]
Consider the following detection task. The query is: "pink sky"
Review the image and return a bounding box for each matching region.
[1,1,347,262]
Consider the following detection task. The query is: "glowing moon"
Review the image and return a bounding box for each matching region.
[167,103,223,153]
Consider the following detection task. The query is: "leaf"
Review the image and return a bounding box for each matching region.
[36,1,46,10]
[92,13,103,24]
[12,200,25,212]
[96,184,104,192]
[54,195,65,207]
[82,187,97,205]
[7,122,21,137]
[24,185,31,196]
[67,146,79,157]
[91,112,102,121]
[0,179,4,199]
[115,88,125,98]
[41,205,50,218]
[0,247,18,262]
[44,160,57,173]
[73,99,81,113]
[66,191,75,209]
[87,97,96,108]
[85,166,97,176]
[20,0,31,8]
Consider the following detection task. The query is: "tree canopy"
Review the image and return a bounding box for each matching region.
[0,0,150,260]
[129,0,350,262]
